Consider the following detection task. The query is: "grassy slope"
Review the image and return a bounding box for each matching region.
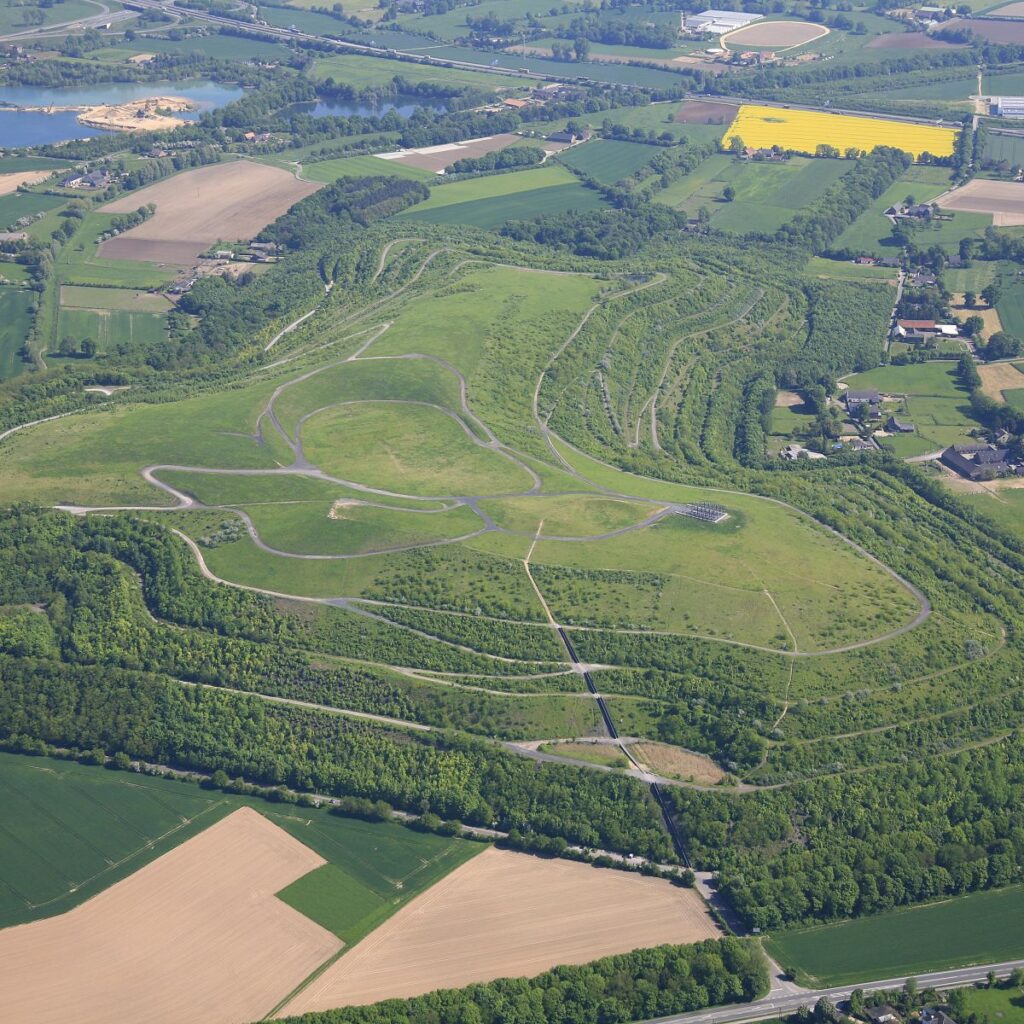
[0,288,32,381]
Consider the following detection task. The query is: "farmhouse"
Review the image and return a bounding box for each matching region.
[845,389,881,417]
[886,415,915,433]
[895,319,958,338]
[62,169,110,189]
[921,1009,958,1024]
[941,442,1012,480]
[682,9,762,34]
[992,96,1024,118]
[864,1007,901,1024]
[780,443,826,460]
[886,202,933,220]
[548,128,591,144]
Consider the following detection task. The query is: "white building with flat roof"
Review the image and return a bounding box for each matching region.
[682,9,763,34]
[992,96,1024,117]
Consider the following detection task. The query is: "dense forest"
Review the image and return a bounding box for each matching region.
[279,939,768,1024]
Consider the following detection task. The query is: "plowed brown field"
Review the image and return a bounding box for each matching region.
[285,845,721,1014]
[0,807,341,1024]
[99,160,320,264]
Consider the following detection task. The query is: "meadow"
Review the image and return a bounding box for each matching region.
[0,191,66,230]
[654,154,849,233]
[0,288,31,381]
[843,361,978,452]
[832,166,988,256]
[56,307,167,352]
[0,751,480,934]
[765,886,1024,985]
[724,105,957,159]
[396,165,608,227]
[557,139,659,184]
[984,131,1024,168]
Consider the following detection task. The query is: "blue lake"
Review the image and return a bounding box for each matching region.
[0,81,244,147]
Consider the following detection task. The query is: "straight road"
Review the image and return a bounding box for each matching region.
[644,961,1024,1024]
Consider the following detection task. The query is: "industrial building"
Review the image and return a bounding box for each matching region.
[681,10,763,35]
[991,96,1024,117]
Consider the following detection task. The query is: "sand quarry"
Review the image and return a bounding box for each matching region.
[286,845,721,1014]
[99,160,320,264]
[938,179,1024,226]
[0,807,341,1024]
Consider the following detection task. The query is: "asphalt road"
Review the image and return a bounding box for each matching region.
[644,961,1024,1024]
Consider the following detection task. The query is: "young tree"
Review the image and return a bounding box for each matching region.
[80,337,97,359]
[964,290,977,309]
[981,282,1001,306]
[723,184,736,202]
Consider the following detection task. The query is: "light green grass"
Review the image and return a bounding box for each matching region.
[301,401,534,497]
[654,154,848,233]
[960,984,1024,1024]
[0,192,66,231]
[537,742,629,767]
[59,285,172,312]
[397,164,607,228]
[300,154,435,183]
[0,288,31,381]
[765,885,1024,986]
[401,181,607,227]
[944,264,998,293]
[804,256,900,282]
[56,308,167,352]
[556,139,658,184]
[479,494,654,536]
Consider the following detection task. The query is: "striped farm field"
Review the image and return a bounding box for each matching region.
[724,105,957,160]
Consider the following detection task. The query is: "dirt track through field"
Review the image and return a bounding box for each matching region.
[0,807,341,1024]
[285,845,720,1014]
[98,160,320,264]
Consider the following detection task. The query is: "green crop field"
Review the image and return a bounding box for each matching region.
[0,156,69,173]
[654,155,847,233]
[0,192,66,231]
[56,308,167,352]
[0,751,481,933]
[0,0,96,33]
[983,131,1024,168]
[996,270,1024,337]
[138,34,293,59]
[557,139,658,184]
[766,886,1024,985]
[397,165,608,227]
[300,154,435,183]
[59,286,172,312]
[0,288,32,381]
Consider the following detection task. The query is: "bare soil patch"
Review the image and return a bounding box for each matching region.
[722,20,828,48]
[0,807,340,1024]
[988,1,1024,16]
[629,742,727,785]
[377,133,528,173]
[867,31,962,48]
[675,99,737,124]
[99,161,320,265]
[0,169,61,194]
[285,845,720,1014]
[937,179,1024,225]
[977,359,1024,401]
[946,16,1024,41]
[775,389,804,408]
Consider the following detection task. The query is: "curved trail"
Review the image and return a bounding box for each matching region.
[33,248,929,664]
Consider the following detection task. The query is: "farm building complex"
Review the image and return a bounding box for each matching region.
[991,96,1024,117]
[682,10,762,34]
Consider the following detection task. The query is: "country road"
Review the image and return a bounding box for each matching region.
[644,961,1024,1024]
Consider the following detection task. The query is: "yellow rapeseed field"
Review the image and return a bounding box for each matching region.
[723,105,956,160]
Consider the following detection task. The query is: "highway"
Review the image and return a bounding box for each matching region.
[643,961,1024,1024]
